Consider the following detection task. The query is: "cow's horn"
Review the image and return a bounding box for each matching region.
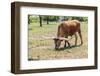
[41,36,56,39]
[58,37,72,41]
[58,37,69,41]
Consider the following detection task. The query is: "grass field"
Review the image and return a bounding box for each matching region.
[28,21,88,60]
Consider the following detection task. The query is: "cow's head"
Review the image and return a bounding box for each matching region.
[53,37,69,50]
[54,38,62,50]
[41,36,69,50]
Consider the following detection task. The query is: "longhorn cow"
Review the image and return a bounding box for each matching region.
[54,20,83,49]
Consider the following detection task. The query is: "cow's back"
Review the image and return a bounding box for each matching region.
[58,20,80,36]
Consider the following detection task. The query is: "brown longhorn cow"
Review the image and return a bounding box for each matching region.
[54,20,83,50]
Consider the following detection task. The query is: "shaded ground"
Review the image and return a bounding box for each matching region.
[28,22,88,60]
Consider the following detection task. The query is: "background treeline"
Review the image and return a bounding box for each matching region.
[28,15,88,27]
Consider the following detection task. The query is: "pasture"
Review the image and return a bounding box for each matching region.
[28,21,88,60]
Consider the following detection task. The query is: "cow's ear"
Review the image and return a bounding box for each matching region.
[53,38,59,40]
[53,38,58,41]
[53,38,56,40]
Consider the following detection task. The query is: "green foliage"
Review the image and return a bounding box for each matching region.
[28,15,39,24]
[28,15,88,25]
[42,16,59,21]
[63,16,88,22]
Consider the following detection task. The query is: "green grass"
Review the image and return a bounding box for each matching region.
[28,21,88,60]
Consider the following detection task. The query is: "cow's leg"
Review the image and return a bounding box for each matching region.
[64,40,70,48]
[64,41,67,47]
[67,41,70,47]
[78,29,83,45]
[75,33,77,46]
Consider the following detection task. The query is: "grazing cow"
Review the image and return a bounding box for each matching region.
[54,20,83,50]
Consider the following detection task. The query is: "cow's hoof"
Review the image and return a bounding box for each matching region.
[81,43,83,45]
[55,48,59,50]
[64,46,66,48]
[68,46,71,48]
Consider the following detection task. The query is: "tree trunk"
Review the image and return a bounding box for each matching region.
[28,15,31,24]
[39,16,42,27]
[47,16,49,24]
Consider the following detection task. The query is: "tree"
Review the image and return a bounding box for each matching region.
[46,16,49,24]
[39,16,42,27]
[28,15,31,24]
